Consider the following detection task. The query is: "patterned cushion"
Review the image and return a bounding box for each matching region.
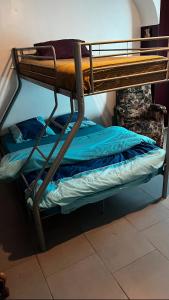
[116,85,166,147]
[116,85,152,119]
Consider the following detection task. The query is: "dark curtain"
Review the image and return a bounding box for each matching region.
[154,0,169,116]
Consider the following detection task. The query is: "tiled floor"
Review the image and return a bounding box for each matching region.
[1,175,169,299]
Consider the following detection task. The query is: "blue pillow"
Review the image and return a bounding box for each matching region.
[9,116,55,143]
[53,113,96,133]
[54,112,87,126]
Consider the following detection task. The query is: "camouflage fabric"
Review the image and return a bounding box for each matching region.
[116,85,167,147]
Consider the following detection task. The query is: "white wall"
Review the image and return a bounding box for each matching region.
[134,0,161,26]
[0,0,140,127]
[153,0,161,21]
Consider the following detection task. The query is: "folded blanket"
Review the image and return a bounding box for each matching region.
[0,126,156,180]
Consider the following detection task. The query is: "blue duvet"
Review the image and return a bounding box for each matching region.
[0,126,159,179]
[26,142,158,183]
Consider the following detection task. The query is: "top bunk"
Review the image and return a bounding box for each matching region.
[13,36,169,98]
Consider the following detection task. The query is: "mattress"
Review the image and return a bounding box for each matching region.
[18,55,168,93]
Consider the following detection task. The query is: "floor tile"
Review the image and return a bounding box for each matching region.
[85,229,154,273]
[126,202,169,230]
[47,254,127,299]
[84,217,136,237]
[38,234,94,277]
[114,250,169,299]
[143,218,169,259]
[161,196,169,210]
[6,256,52,299]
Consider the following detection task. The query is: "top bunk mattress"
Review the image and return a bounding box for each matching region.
[18,55,168,94]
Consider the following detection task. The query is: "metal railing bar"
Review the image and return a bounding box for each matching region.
[18,54,53,60]
[82,35,169,46]
[15,45,56,51]
[116,46,169,54]
[34,146,48,161]
[20,172,30,189]
[166,61,169,80]
[92,47,160,51]
[92,47,169,58]
[16,45,57,71]
[89,45,94,93]
[165,38,169,80]
[51,119,64,130]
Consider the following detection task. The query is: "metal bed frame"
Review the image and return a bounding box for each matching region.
[1,36,169,251]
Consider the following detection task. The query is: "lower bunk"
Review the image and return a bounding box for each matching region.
[0,116,166,250]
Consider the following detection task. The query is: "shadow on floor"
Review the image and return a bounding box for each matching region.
[0,175,167,259]
[0,181,36,263]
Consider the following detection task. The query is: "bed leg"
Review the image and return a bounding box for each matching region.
[33,208,46,252]
[162,164,169,199]
[162,122,169,199]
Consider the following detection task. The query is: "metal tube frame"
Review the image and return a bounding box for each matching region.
[28,95,75,195]
[32,42,85,251]
[162,38,169,199]
[1,37,169,251]
[0,49,22,131]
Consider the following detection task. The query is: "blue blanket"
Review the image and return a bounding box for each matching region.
[0,126,156,179]
[26,142,158,183]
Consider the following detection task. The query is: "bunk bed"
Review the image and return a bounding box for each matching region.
[0,36,169,252]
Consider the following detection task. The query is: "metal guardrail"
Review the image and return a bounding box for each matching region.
[80,37,169,96]
[14,36,169,97]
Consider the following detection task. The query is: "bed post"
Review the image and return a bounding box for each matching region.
[32,42,85,251]
[0,49,22,131]
[162,117,169,199]
[162,38,169,199]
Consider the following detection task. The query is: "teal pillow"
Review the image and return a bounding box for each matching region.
[65,120,96,134]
